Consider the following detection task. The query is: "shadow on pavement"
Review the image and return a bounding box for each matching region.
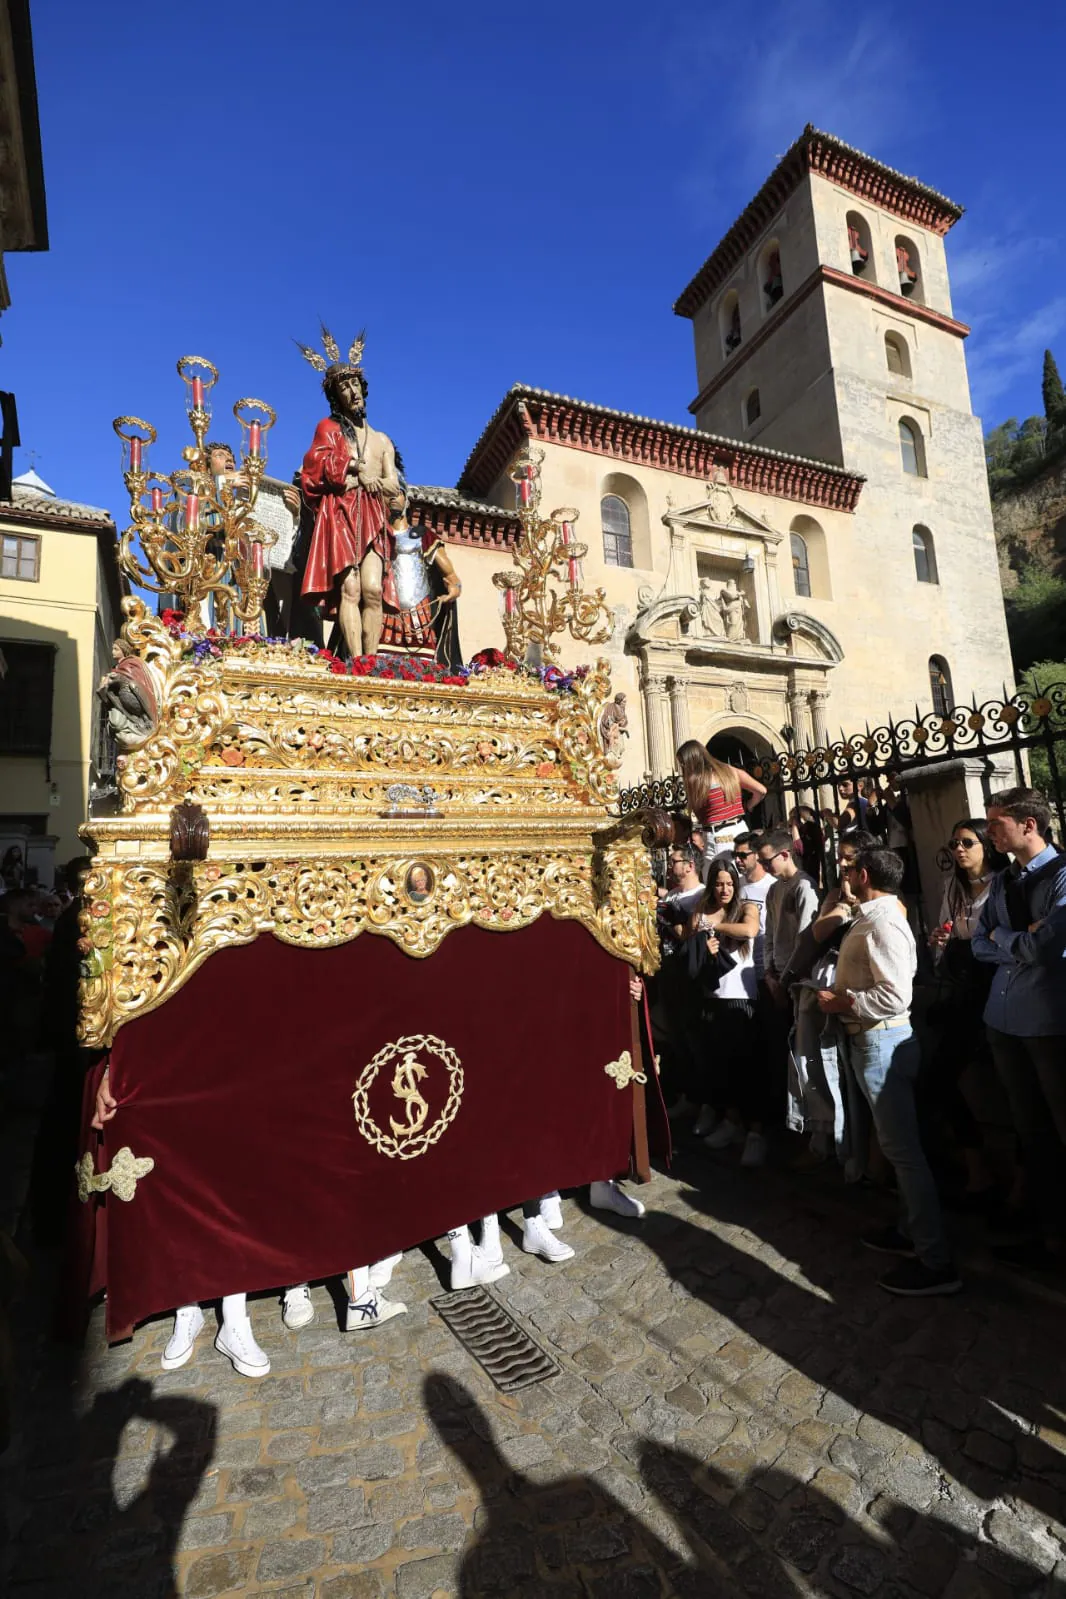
[624,1160,1066,1524]
[4,1364,217,1599]
[425,1372,1059,1595]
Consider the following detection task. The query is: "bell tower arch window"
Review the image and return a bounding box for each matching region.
[895,236,923,302]
[912,525,938,584]
[929,655,953,716]
[790,532,811,598]
[720,290,741,357]
[898,417,927,477]
[885,332,911,378]
[759,238,783,312]
[846,211,874,279]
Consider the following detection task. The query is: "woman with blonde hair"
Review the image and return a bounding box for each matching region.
[676,740,766,852]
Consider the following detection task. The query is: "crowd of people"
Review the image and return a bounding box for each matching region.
[644,742,1066,1300]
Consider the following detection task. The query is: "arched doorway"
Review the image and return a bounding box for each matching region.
[705,727,774,830]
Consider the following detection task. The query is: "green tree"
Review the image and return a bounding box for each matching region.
[1042,348,1066,427]
[1005,556,1066,673]
[1018,658,1066,802]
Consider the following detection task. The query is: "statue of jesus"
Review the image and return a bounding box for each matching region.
[297,329,404,659]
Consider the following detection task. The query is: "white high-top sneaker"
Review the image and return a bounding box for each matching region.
[522,1214,575,1263]
[589,1179,646,1218]
[282,1284,315,1330]
[162,1304,204,1370]
[215,1314,271,1378]
[369,1254,403,1289]
[450,1225,509,1287]
[539,1193,563,1231]
[345,1292,407,1331]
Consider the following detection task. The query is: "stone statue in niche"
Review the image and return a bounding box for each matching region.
[718,578,751,642]
[698,577,725,637]
[599,693,629,764]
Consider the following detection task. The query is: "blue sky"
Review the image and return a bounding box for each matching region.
[5,0,1064,516]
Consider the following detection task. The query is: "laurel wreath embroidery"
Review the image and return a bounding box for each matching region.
[352,1033,464,1159]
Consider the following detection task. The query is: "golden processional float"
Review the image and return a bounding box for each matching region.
[75,355,664,1339]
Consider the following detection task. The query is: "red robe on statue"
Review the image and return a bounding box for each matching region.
[300,417,393,618]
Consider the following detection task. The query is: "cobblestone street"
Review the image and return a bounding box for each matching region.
[5,1154,1066,1598]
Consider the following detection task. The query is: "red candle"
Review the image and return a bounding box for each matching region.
[504,587,515,616]
[519,478,531,506]
[248,421,262,458]
[150,487,163,514]
[129,437,142,472]
[191,376,204,410]
[185,493,200,532]
[252,540,264,577]
[568,557,579,587]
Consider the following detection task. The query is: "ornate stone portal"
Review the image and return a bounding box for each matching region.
[627,475,844,776]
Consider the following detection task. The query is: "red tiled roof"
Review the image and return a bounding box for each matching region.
[457,385,864,514]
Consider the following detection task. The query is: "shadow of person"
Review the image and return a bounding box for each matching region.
[9,1373,217,1599]
[633,1173,1066,1522]
[424,1376,1055,1596]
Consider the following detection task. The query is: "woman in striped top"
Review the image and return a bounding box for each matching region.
[677,740,767,849]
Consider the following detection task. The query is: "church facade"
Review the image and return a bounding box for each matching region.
[409,126,1013,786]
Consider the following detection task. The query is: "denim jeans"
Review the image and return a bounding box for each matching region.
[841,1022,951,1270]
[789,986,844,1144]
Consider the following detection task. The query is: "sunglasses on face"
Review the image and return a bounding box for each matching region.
[948,837,980,850]
[734,849,753,860]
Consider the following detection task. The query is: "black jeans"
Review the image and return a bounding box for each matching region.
[986,1028,1066,1236]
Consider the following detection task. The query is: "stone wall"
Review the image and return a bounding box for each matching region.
[991,453,1066,589]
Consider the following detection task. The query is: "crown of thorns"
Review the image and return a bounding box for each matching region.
[294,323,366,376]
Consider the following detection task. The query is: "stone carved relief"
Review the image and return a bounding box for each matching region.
[718,578,751,641]
[725,682,750,714]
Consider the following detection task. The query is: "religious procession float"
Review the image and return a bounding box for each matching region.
[75,336,664,1340]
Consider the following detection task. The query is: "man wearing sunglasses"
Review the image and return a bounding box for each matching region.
[818,846,960,1297]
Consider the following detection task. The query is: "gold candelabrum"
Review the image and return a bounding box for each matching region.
[492,445,612,666]
[113,357,278,634]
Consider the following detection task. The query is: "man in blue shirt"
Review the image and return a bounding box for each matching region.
[973,787,1066,1262]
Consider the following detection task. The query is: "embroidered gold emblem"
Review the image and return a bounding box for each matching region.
[353,1034,463,1160]
[604,1049,647,1090]
[75,1146,155,1203]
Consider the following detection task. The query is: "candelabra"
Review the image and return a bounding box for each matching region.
[113,356,278,633]
[491,445,612,666]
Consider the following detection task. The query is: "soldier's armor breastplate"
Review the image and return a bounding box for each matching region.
[391,530,431,612]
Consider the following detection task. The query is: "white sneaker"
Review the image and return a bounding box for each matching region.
[666,1094,696,1122]
[369,1254,402,1289]
[215,1315,271,1378]
[589,1179,646,1218]
[162,1304,204,1370]
[522,1214,575,1263]
[540,1193,563,1230]
[478,1214,505,1264]
[740,1131,768,1168]
[692,1105,718,1138]
[704,1119,744,1150]
[448,1226,509,1288]
[282,1284,315,1330]
[345,1292,408,1330]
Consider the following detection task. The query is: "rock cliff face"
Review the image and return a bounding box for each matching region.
[993,455,1066,590]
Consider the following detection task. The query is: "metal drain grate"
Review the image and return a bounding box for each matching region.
[430,1286,560,1392]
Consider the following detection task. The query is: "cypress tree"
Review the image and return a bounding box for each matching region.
[1042,348,1066,425]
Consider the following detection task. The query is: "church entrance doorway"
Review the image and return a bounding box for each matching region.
[705,727,774,829]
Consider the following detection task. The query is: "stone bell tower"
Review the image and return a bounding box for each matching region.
[672,125,1013,713]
